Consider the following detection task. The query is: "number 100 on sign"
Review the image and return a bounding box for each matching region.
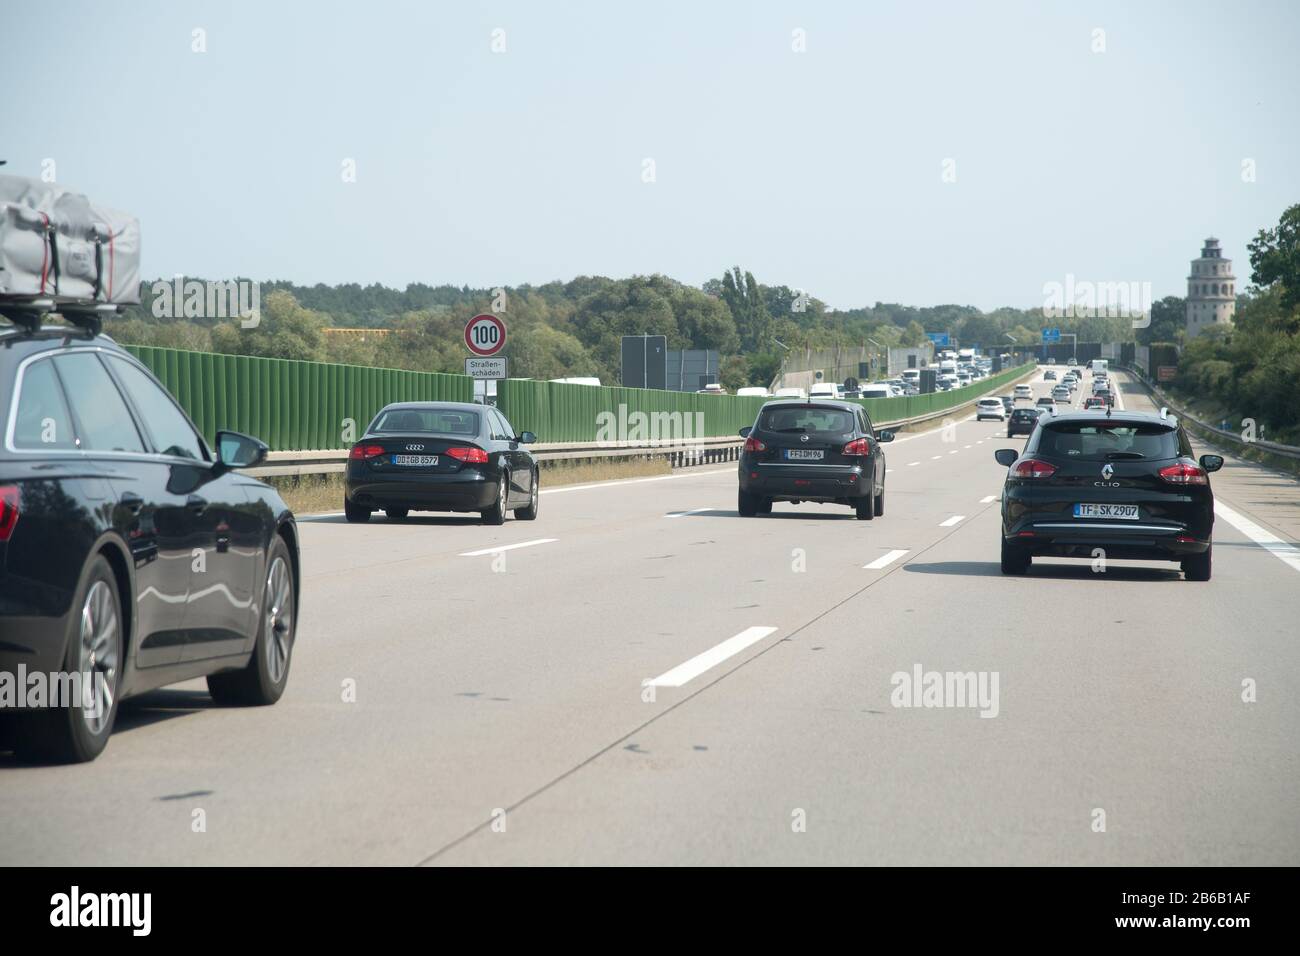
[465,314,507,356]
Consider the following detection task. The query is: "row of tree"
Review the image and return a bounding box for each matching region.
[107,247,1268,395]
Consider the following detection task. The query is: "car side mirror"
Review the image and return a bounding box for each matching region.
[994,449,1019,467]
[517,431,537,444]
[1199,454,1224,473]
[215,430,268,470]
[739,426,752,438]
[876,430,895,442]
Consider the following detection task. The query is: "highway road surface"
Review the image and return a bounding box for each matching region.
[2,369,1297,865]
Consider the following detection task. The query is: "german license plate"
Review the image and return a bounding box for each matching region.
[391,454,438,466]
[785,448,824,461]
[1073,503,1138,519]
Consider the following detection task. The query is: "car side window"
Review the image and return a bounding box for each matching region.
[51,353,146,453]
[12,358,77,450]
[495,409,517,440]
[106,356,207,461]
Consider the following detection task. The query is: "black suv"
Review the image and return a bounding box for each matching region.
[0,324,299,762]
[738,400,893,519]
[993,410,1221,579]
[1006,407,1042,437]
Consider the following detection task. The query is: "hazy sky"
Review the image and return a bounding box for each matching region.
[5,0,1299,310]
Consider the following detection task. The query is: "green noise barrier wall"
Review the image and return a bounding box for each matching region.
[123,345,1034,451]
[124,346,473,451]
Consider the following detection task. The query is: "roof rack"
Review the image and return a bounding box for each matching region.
[0,297,121,336]
[1159,406,1169,419]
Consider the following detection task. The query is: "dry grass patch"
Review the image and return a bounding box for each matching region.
[265,455,674,515]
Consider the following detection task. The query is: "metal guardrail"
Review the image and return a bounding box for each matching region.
[246,366,1041,479]
[1120,365,1300,462]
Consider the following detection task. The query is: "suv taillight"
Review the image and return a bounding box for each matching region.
[446,447,489,464]
[744,436,767,453]
[349,444,387,460]
[842,437,872,456]
[1158,460,1208,485]
[1010,458,1057,479]
[0,485,18,542]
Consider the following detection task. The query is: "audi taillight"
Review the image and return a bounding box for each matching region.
[446,447,489,464]
[1009,458,1057,479]
[842,437,872,456]
[0,485,18,542]
[349,444,386,460]
[1158,460,1207,485]
[744,436,767,453]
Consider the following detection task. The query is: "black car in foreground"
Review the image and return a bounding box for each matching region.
[1006,407,1042,437]
[344,402,539,524]
[994,409,1221,579]
[738,400,894,519]
[0,324,298,762]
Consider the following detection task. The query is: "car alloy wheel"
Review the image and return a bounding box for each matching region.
[264,555,293,684]
[77,580,120,737]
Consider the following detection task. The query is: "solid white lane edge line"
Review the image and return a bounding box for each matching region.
[1213,501,1300,575]
[647,626,779,688]
[940,515,966,527]
[864,549,909,570]
[665,507,714,518]
[459,538,558,557]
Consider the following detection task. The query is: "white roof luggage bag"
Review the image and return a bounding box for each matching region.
[0,174,141,330]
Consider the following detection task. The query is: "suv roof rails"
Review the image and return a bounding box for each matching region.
[1,298,121,336]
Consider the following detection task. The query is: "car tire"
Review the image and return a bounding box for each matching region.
[18,554,123,764]
[207,536,296,706]
[481,475,508,525]
[738,489,760,517]
[874,486,885,516]
[344,497,371,523]
[757,498,773,515]
[1000,536,1031,575]
[1182,544,1212,582]
[855,489,875,520]
[515,471,540,520]
[385,508,409,521]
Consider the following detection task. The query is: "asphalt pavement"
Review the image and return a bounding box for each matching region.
[2,367,1296,865]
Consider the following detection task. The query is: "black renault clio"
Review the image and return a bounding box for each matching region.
[0,323,299,762]
[993,409,1221,579]
[738,400,894,519]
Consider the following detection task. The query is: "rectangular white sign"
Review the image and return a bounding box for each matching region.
[465,356,508,379]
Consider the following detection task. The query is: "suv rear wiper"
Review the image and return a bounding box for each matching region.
[1104,451,1146,460]
[772,427,808,433]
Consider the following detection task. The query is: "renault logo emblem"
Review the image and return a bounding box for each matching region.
[1101,463,1114,480]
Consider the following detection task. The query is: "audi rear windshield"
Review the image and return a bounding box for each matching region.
[372,408,479,435]
[1033,422,1181,460]
[759,405,855,435]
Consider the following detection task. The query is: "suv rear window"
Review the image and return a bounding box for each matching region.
[759,405,855,435]
[1034,422,1180,461]
[372,407,479,435]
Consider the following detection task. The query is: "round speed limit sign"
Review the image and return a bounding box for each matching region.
[465,313,507,356]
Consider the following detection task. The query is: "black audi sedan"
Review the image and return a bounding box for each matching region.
[0,324,299,762]
[738,400,894,519]
[344,402,539,524]
[993,409,1221,579]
